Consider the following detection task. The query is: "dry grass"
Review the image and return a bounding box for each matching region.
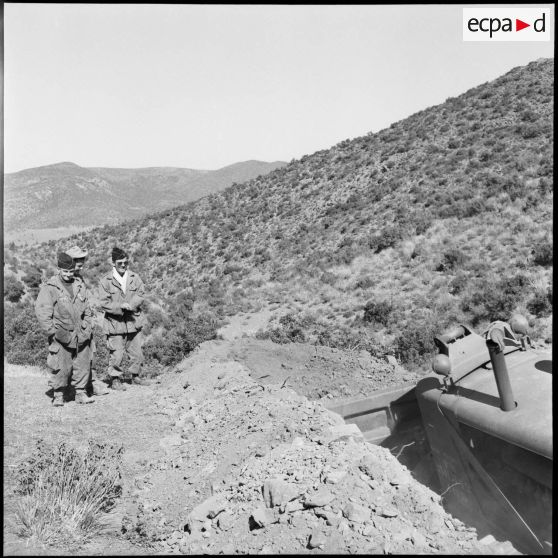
[14,439,123,547]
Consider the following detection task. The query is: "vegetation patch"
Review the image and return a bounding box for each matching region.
[14,439,123,547]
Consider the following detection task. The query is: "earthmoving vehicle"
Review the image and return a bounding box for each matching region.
[327,315,552,555]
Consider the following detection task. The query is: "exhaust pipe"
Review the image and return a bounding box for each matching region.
[486,339,516,412]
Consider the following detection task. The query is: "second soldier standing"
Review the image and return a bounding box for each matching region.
[98,247,150,390]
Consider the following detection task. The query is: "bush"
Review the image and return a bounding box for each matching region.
[436,247,468,272]
[256,313,312,344]
[368,226,402,253]
[4,303,48,366]
[363,300,393,327]
[461,273,529,325]
[143,312,219,368]
[531,238,553,267]
[448,271,468,295]
[526,286,552,317]
[21,266,43,297]
[393,317,439,366]
[14,439,123,545]
[4,275,26,303]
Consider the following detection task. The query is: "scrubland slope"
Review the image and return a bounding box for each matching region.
[4,58,553,371]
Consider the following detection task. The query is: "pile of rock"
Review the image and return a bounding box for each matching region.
[122,341,516,555]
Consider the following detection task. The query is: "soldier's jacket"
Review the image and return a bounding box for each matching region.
[98,270,146,335]
[74,274,98,351]
[35,274,93,348]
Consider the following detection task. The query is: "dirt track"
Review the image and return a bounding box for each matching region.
[3,337,519,555]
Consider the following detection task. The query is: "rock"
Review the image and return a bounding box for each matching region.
[378,506,399,518]
[389,470,408,486]
[216,511,235,531]
[425,510,445,534]
[325,469,347,484]
[262,478,301,508]
[308,530,327,549]
[283,500,304,514]
[251,507,278,528]
[315,508,341,525]
[411,530,428,547]
[324,423,364,444]
[358,454,378,479]
[386,355,398,367]
[325,514,342,527]
[337,519,351,536]
[187,496,227,532]
[304,487,335,508]
[342,502,370,523]
[291,437,305,447]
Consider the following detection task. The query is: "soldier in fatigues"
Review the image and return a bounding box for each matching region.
[98,247,150,390]
[65,245,109,396]
[35,252,95,406]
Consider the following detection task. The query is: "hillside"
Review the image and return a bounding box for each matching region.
[4,58,553,370]
[4,160,286,231]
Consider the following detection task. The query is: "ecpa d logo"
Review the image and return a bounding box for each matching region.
[463,8,551,41]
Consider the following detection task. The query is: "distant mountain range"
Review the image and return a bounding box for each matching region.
[4,160,287,230]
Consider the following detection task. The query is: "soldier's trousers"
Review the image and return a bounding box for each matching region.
[90,335,100,381]
[46,340,91,391]
[106,331,144,378]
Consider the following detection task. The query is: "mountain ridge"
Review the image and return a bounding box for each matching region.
[4,160,287,230]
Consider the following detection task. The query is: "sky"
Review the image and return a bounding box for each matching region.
[3,4,555,173]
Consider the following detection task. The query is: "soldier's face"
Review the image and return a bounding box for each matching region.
[114,259,128,276]
[73,258,85,274]
[59,267,75,282]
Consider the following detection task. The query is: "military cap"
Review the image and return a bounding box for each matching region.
[65,245,88,259]
[57,252,75,270]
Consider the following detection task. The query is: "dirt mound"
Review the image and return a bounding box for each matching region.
[120,341,514,554]
[3,340,518,555]
[230,337,422,401]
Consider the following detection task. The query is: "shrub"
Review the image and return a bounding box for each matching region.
[436,247,468,272]
[4,275,26,303]
[21,267,43,298]
[14,439,123,545]
[368,226,401,253]
[393,318,438,366]
[143,312,219,368]
[4,302,48,366]
[526,286,552,317]
[363,300,393,327]
[256,313,311,344]
[520,123,543,139]
[448,271,468,295]
[531,238,553,267]
[355,276,375,290]
[461,273,529,325]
